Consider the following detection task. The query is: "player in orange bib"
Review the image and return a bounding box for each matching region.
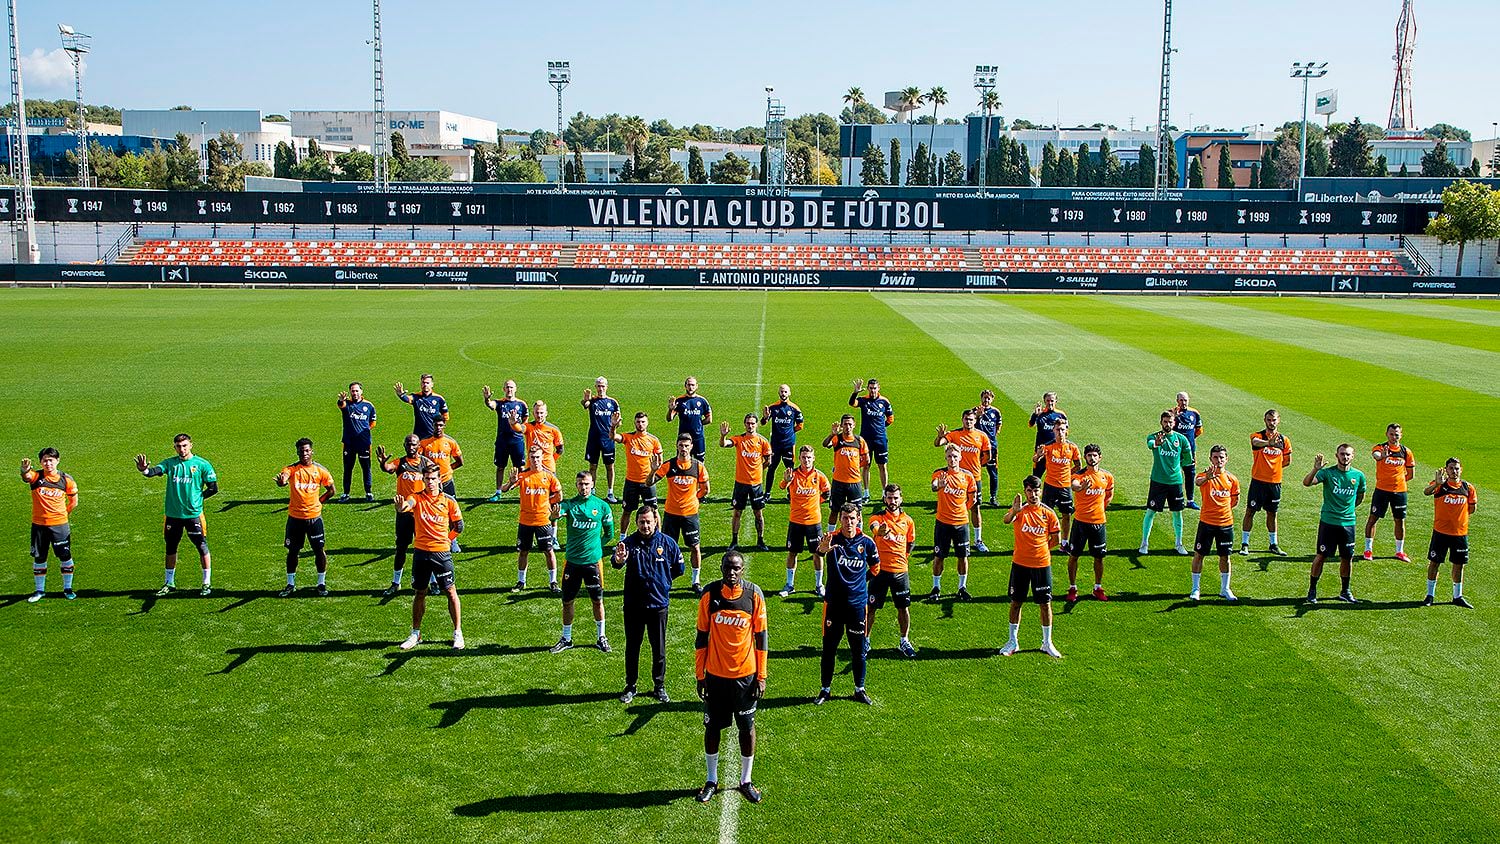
[501,444,563,592]
[396,462,465,650]
[21,447,78,602]
[377,435,434,595]
[1241,409,1291,555]
[1190,445,1241,602]
[1065,443,1114,602]
[822,415,870,531]
[779,445,831,597]
[656,433,710,594]
[1001,475,1063,658]
[866,484,917,657]
[694,549,767,805]
[720,415,773,551]
[935,409,992,551]
[1364,422,1416,562]
[1423,457,1477,608]
[929,444,980,601]
[418,417,464,496]
[1034,419,1083,554]
[275,438,336,597]
[615,411,663,527]
[513,400,565,473]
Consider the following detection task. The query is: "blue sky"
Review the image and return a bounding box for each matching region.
[23,0,1500,139]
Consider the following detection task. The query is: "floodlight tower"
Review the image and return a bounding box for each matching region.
[6,0,37,263]
[58,24,90,187]
[1387,0,1416,136]
[764,87,787,192]
[973,65,997,197]
[1290,61,1328,195]
[548,61,570,189]
[372,0,388,190]
[1153,0,1173,197]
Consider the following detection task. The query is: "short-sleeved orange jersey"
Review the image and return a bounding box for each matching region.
[656,457,708,516]
[932,467,978,526]
[384,454,430,499]
[418,435,462,483]
[868,511,916,574]
[283,462,334,519]
[1195,470,1241,528]
[1433,482,1477,536]
[620,431,663,484]
[695,582,768,681]
[943,429,990,475]
[1371,444,1416,493]
[782,467,831,526]
[517,468,562,527]
[24,470,76,526]
[1072,467,1114,525]
[1250,431,1292,484]
[1041,441,1082,488]
[403,490,463,552]
[730,433,773,485]
[1010,504,1061,568]
[828,436,869,484]
[522,422,564,472]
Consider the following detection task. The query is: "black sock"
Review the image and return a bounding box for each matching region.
[1340,576,1350,593]
[1308,575,1318,594]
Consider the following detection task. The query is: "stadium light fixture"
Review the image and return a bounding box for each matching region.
[7,0,39,263]
[974,65,997,197]
[58,23,91,188]
[548,61,570,190]
[1290,61,1328,196]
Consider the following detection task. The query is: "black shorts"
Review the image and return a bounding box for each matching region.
[1008,563,1053,604]
[1246,479,1281,514]
[822,600,866,635]
[396,512,416,549]
[1370,489,1408,520]
[1042,483,1074,515]
[1146,480,1186,512]
[663,513,701,548]
[1316,521,1357,559]
[163,516,207,555]
[495,440,526,470]
[585,438,616,465]
[441,479,457,498]
[1070,521,1107,557]
[518,523,556,552]
[1193,522,1235,556]
[682,432,707,463]
[869,570,911,609]
[342,444,371,458]
[732,482,767,511]
[933,521,970,557]
[29,523,72,563]
[771,448,796,469]
[1428,532,1469,566]
[284,516,327,552]
[787,522,822,554]
[561,562,603,601]
[703,673,758,733]
[412,549,455,592]
[623,480,658,511]
[830,480,864,515]
[863,437,889,466]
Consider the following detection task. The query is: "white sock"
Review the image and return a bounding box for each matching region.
[286,572,296,586]
[784,568,796,589]
[317,572,327,586]
[61,570,73,590]
[1220,571,1231,592]
[1093,582,1102,591]
[393,568,404,586]
[741,755,754,783]
[1427,579,1437,597]
[815,570,824,589]
[596,620,606,638]
[1241,530,1252,547]
[33,573,45,592]
[975,527,982,541]
[932,574,941,590]
[1268,531,1277,546]
[1191,572,1201,592]
[165,567,177,586]
[518,568,527,586]
[1365,537,1375,553]
[561,624,573,640]
[1041,625,1053,646]
[1008,622,1020,643]
[1454,582,1464,599]
[706,753,719,784]
[692,568,701,586]
[900,635,910,645]
[495,488,503,497]
[1395,539,1405,554]
[958,574,968,590]
[202,566,211,587]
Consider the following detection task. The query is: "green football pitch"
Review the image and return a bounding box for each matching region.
[3,289,1498,843]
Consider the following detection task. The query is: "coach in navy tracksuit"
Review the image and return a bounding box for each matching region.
[612,504,684,703]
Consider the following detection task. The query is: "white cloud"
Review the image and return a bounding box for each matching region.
[19,48,82,95]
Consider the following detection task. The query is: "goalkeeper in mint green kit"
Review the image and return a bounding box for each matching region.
[1139,411,1193,555]
[550,470,617,654]
[135,433,219,596]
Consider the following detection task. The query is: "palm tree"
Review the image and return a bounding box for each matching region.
[926,86,948,182]
[842,87,866,183]
[620,116,648,168]
[901,86,924,184]
[979,90,1002,188]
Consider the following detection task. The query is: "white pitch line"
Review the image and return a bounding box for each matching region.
[752,290,769,408]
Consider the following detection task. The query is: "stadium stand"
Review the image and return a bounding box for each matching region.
[978,246,1408,276]
[128,240,562,267]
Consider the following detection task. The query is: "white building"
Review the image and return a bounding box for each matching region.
[1370,137,1474,174]
[540,142,765,183]
[291,110,498,181]
[122,109,296,170]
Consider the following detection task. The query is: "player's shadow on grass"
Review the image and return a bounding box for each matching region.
[1255,554,1314,571]
[616,695,804,737]
[1154,595,1324,613]
[326,547,394,567]
[215,638,391,674]
[453,788,691,816]
[1289,598,1427,618]
[382,643,550,676]
[429,688,621,727]
[216,498,287,513]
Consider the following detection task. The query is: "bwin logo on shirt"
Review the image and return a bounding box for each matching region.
[1443,495,1467,505]
[713,613,750,629]
[1020,522,1048,536]
[1331,483,1358,496]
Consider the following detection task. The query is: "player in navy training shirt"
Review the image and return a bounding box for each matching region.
[484,380,529,502]
[1172,391,1204,509]
[848,378,894,490]
[1027,391,1067,478]
[761,384,804,495]
[668,376,713,462]
[582,376,622,503]
[337,381,377,502]
[394,373,448,439]
[814,504,878,706]
[974,389,1004,506]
